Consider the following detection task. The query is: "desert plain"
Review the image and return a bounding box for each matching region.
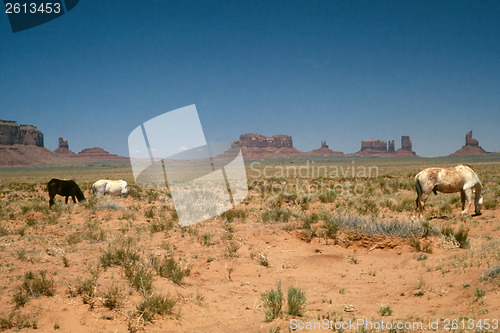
[0,155,499,332]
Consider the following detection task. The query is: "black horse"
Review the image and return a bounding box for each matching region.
[47,179,86,208]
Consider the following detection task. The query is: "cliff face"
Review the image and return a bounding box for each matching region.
[0,120,44,147]
[360,140,387,152]
[233,133,301,159]
[356,136,417,156]
[54,136,76,155]
[235,133,294,149]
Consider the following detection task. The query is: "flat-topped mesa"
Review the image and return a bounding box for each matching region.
[357,136,417,156]
[233,133,301,158]
[360,139,387,152]
[234,133,294,148]
[0,119,44,147]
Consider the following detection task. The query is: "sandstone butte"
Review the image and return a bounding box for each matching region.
[449,131,489,156]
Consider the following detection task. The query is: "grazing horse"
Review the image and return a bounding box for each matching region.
[415,164,484,216]
[92,179,129,197]
[47,179,86,208]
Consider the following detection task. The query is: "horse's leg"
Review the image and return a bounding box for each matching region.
[461,189,472,215]
[49,196,55,208]
[65,196,69,204]
[418,191,429,217]
[460,190,466,211]
[72,195,77,203]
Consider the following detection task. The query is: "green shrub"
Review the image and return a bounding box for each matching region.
[125,264,154,295]
[261,282,284,321]
[102,285,123,310]
[14,270,55,307]
[137,294,176,322]
[379,305,393,316]
[318,191,336,203]
[262,208,292,223]
[151,256,191,285]
[287,286,306,316]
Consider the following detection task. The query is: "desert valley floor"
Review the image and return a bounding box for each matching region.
[0,155,499,332]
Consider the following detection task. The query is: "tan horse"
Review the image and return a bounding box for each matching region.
[415,164,484,216]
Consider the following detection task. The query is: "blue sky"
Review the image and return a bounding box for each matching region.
[1,0,499,157]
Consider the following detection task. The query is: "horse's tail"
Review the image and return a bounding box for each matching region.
[415,174,423,210]
[91,183,96,195]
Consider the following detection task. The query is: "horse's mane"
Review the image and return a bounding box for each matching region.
[460,164,476,172]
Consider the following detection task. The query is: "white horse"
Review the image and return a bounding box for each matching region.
[92,179,129,197]
[415,164,483,216]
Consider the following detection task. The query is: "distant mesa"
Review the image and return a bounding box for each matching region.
[356,136,417,157]
[233,133,302,158]
[449,131,489,156]
[78,147,125,159]
[307,140,344,156]
[54,137,76,156]
[0,119,44,147]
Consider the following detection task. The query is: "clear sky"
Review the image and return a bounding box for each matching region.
[1,1,499,157]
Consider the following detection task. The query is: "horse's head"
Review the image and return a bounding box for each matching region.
[474,188,484,215]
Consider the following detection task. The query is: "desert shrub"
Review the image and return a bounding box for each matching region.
[226,241,240,258]
[475,287,486,301]
[454,226,469,249]
[287,286,306,316]
[479,265,500,281]
[102,285,123,310]
[149,217,174,233]
[441,225,469,249]
[221,209,247,222]
[379,305,393,316]
[439,203,452,215]
[395,197,415,212]
[150,256,190,285]
[484,199,497,210]
[125,264,153,295]
[319,190,336,203]
[200,231,214,246]
[144,207,155,219]
[301,213,319,230]
[321,214,439,238]
[93,202,124,211]
[14,270,55,307]
[0,223,9,236]
[357,199,379,216]
[0,311,35,330]
[322,215,340,241]
[261,282,284,321]
[137,294,176,322]
[258,253,269,267]
[262,208,292,223]
[100,243,140,269]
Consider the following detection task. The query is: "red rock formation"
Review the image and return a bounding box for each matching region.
[0,120,44,147]
[54,136,76,155]
[450,131,488,156]
[360,139,387,152]
[356,136,417,156]
[78,147,126,159]
[307,140,344,156]
[233,133,301,159]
